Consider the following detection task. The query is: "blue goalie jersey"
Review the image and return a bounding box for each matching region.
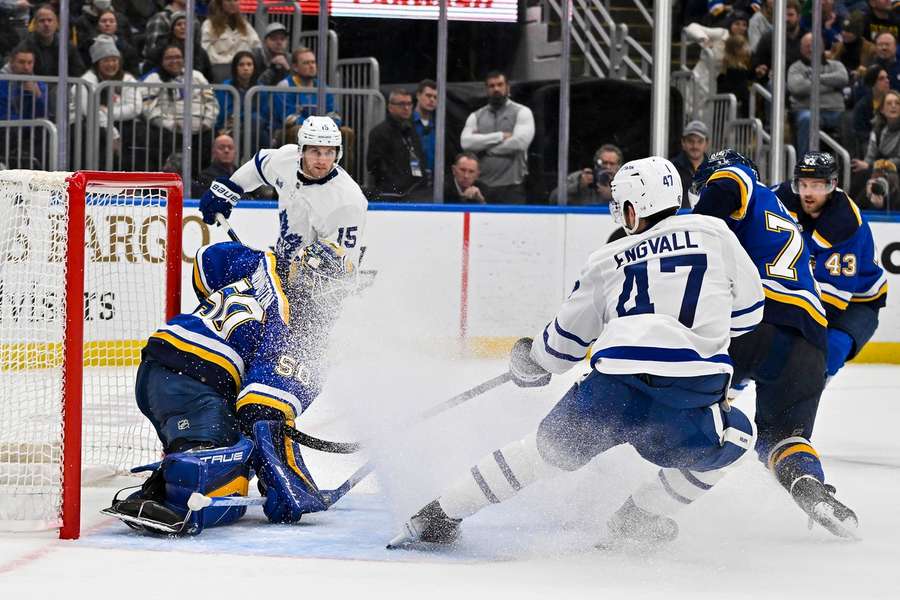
[773,183,887,344]
[692,164,828,351]
[144,242,320,424]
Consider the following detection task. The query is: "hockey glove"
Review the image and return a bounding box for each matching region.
[509,337,551,388]
[826,328,854,377]
[199,177,243,225]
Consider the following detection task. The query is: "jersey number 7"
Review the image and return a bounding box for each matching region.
[616,254,708,328]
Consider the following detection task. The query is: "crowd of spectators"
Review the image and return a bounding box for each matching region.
[2,1,900,209]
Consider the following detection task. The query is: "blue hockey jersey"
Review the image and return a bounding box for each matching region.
[773,183,887,353]
[693,164,828,351]
[144,242,320,424]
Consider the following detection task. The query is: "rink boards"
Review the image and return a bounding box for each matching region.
[179,202,900,363]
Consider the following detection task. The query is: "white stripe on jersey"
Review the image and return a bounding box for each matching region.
[159,323,246,378]
[761,278,827,317]
[819,281,852,303]
[238,382,304,417]
[855,271,888,299]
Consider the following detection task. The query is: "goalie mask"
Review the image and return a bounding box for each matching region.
[283,240,355,308]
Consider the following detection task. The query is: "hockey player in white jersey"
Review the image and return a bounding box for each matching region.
[199,116,368,265]
[389,157,765,549]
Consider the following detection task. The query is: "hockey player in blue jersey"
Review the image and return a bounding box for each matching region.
[388,157,763,549]
[103,239,355,535]
[772,152,888,379]
[691,149,858,538]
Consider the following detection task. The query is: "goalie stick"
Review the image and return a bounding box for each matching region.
[190,372,513,511]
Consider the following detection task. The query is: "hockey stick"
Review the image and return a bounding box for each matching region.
[188,372,513,510]
[282,371,513,454]
[215,213,241,243]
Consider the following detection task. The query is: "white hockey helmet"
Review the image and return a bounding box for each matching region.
[610,156,683,235]
[297,115,343,163]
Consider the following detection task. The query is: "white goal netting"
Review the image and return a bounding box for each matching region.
[0,170,176,531]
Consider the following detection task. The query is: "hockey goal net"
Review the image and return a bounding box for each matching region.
[0,170,182,539]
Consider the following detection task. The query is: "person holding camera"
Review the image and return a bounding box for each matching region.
[851,88,900,209]
[548,143,623,205]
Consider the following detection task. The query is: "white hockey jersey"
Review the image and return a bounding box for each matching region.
[230,144,368,265]
[532,214,765,378]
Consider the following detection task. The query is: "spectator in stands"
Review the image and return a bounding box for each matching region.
[254,22,291,86]
[717,34,754,116]
[444,152,490,204]
[87,9,140,75]
[143,0,185,62]
[0,45,47,120]
[800,0,845,50]
[0,45,48,168]
[863,159,900,210]
[683,12,750,119]
[414,79,437,176]
[461,71,535,204]
[114,0,163,34]
[748,0,772,52]
[193,133,237,197]
[214,50,258,136]
[852,65,891,157]
[862,0,900,41]
[726,10,751,39]
[270,47,342,138]
[22,4,86,77]
[704,1,760,29]
[149,11,214,82]
[80,37,143,169]
[670,120,710,207]
[548,143,622,205]
[367,88,428,201]
[788,32,849,158]
[869,31,900,90]
[201,0,261,83]
[752,0,804,86]
[854,89,900,173]
[74,0,132,62]
[142,43,219,172]
[830,11,876,82]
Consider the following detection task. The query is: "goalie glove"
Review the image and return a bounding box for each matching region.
[199,177,243,225]
[509,337,551,388]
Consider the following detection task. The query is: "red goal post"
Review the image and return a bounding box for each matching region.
[0,171,183,539]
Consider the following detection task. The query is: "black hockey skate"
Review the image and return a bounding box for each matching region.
[597,497,679,551]
[790,476,859,539]
[386,500,461,549]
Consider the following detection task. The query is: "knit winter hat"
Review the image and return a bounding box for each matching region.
[89,35,120,64]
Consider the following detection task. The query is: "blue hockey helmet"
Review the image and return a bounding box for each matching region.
[690,148,760,197]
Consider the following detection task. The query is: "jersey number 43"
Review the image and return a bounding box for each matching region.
[616,254,707,328]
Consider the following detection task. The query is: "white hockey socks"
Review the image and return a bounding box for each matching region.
[438,433,561,520]
[630,467,727,517]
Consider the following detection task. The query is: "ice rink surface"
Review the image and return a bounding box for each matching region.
[1,359,898,599]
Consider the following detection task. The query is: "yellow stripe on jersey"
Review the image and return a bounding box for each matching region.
[264,251,290,325]
[192,260,210,299]
[812,229,832,249]
[820,290,849,310]
[708,170,750,219]
[150,331,241,392]
[850,282,888,303]
[848,197,863,227]
[284,437,318,491]
[207,476,249,498]
[763,288,828,327]
[769,443,819,471]
[235,392,297,420]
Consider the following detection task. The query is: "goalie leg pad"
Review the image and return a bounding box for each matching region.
[105,437,254,535]
[253,420,327,523]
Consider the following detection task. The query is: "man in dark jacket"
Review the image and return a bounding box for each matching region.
[22,4,86,77]
[670,120,710,207]
[367,88,429,201]
[751,0,804,85]
[443,152,491,203]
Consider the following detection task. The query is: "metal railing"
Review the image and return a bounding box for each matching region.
[298,29,340,86]
[704,93,737,152]
[0,75,89,170]
[336,58,381,91]
[820,130,852,192]
[242,85,385,183]
[0,119,58,171]
[671,71,697,123]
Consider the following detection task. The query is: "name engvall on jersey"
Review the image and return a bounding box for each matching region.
[614,231,701,269]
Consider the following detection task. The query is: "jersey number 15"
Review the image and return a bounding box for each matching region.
[616,254,707,328]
